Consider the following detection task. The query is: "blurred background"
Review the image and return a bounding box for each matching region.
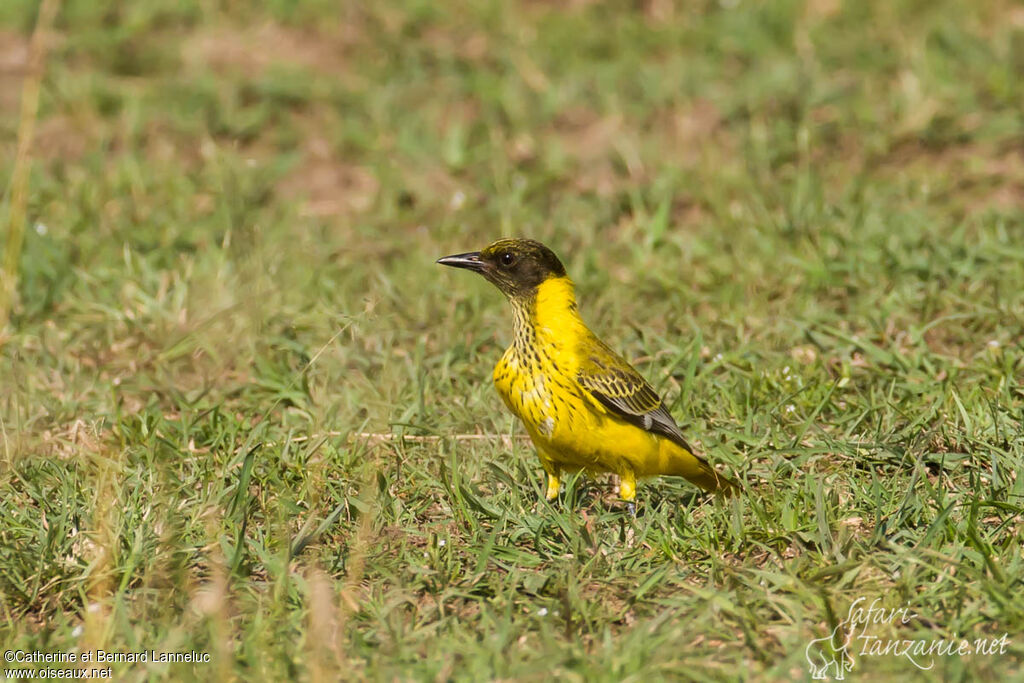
[1,0,1021,679]
[2,0,1020,433]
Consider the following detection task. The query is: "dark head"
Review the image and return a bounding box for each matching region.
[437,239,567,298]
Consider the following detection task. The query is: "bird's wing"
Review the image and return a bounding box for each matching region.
[576,339,695,452]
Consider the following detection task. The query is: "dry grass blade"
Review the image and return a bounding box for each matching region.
[351,432,529,448]
[267,431,530,447]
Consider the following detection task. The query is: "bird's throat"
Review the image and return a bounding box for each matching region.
[509,276,584,357]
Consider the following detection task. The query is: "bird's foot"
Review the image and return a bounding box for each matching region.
[618,472,637,515]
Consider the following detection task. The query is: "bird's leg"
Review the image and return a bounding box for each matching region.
[620,470,637,516]
[544,471,561,502]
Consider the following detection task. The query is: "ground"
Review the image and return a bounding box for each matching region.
[0,0,1022,680]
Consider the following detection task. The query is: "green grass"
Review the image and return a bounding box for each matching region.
[1,0,1023,680]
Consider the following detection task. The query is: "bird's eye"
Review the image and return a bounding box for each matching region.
[500,252,515,267]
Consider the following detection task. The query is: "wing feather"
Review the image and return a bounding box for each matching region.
[576,340,695,452]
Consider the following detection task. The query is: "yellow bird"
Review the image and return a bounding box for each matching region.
[438,238,740,512]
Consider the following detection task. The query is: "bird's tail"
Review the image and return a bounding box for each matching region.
[661,440,742,496]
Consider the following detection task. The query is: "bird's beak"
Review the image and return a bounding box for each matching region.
[437,251,485,273]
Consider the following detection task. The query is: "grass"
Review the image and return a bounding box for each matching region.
[1,0,1022,680]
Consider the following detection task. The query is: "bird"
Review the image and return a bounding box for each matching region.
[437,238,740,513]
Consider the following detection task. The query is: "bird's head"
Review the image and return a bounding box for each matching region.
[437,238,567,298]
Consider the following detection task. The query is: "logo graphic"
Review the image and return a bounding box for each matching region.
[805,623,855,681]
[805,598,1011,680]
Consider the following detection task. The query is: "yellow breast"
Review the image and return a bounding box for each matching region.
[493,348,557,437]
[487,275,720,491]
[491,276,661,471]
[494,345,666,474]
